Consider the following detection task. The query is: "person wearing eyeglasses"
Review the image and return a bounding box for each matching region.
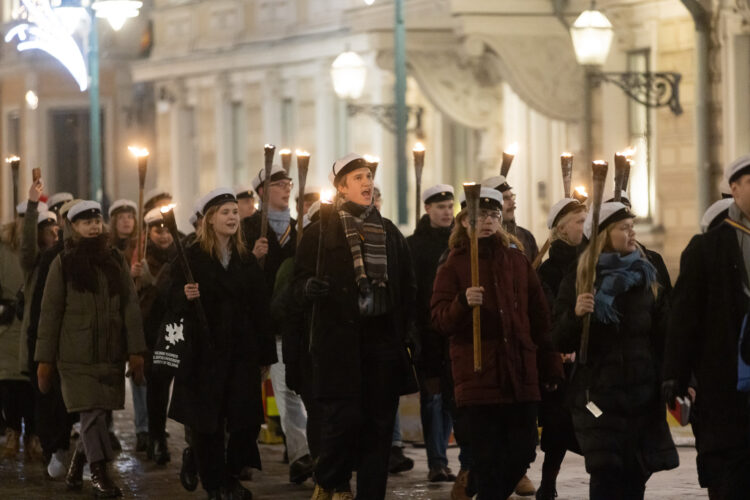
[483,176,539,263]
[431,187,563,500]
[242,165,314,484]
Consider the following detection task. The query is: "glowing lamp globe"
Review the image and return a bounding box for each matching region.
[330,51,367,100]
[91,0,143,31]
[570,8,614,66]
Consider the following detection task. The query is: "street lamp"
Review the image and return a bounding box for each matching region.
[330,50,367,100]
[570,2,682,169]
[91,0,142,31]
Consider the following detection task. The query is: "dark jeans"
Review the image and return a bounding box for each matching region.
[465,402,538,500]
[300,390,322,460]
[419,390,452,468]
[0,380,35,435]
[192,425,260,492]
[146,368,173,440]
[701,447,750,500]
[315,360,400,500]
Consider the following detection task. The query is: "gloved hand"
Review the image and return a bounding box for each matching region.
[304,277,330,299]
[37,362,55,394]
[126,354,145,386]
[661,379,685,410]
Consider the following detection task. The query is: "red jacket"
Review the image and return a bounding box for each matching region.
[431,235,563,407]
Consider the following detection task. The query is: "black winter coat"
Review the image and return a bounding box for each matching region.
[537,240,579,307]
[293,209,419,399]
[664,223,749,486]
[553,262,678,475]
[243,211,297,293]
[168,242,277,440]
[406,215,452,379]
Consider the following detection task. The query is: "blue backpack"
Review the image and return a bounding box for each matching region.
[738,312,750,392]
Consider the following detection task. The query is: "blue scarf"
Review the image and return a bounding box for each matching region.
[267,208,291,244]
[594,250,657,324]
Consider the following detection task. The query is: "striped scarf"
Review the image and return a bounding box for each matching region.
[338,200,388,293]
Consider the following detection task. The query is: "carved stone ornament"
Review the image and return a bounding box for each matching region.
[465,34,585,122]
[377,50,500,130]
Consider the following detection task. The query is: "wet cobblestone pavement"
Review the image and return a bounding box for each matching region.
[1,395,707,499]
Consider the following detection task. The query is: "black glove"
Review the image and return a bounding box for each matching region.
[304,277,330,299]
[661,379,684,410]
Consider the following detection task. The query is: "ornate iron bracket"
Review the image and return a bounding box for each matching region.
[590,71,683,116]
[346,103,425,138]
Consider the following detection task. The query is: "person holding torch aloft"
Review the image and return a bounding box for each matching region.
[431,187,563,500]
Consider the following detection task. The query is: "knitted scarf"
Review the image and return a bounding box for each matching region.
[267,208,292,246]
[337,200,388,294]
[594,250,657,324]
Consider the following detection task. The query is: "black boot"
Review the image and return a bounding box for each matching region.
[65,448,86,490]
[146,436,155,460]
[388,446,414,474]
[135,432,149,453]
[180,447,199,492]
[225,477,253,500]
[154,437,170,465]
[89,460,122,498]
[289,454,314,484]
[536,478,558,500]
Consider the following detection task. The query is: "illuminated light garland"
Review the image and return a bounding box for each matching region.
[4,0,88,91]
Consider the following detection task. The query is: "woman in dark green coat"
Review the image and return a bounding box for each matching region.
[35,200,146,498]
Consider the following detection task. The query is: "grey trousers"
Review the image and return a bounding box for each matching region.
[76,409,114,463]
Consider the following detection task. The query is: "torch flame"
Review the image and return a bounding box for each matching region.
[128,146,149,158]
[5,156,20,163]
[561,152,573,158]
[574,186,588,197]
[593,160,607,165]
[279,148,291,156]
[295,149,310,157]
[264,143,275,149]
[505,142,519,156]
[413,142,425,153]
[623,146,637,158]
[463,182,477,187]
[320,189,335,204]
[160,203,176,214]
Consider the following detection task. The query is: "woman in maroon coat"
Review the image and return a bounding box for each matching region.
[431,188,563,500]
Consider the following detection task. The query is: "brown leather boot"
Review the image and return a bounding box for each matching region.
[451,469,472,500]
[65,448,87,490]
[90,460,122,498]
[515,474,536,496]
[2,428,20,459]
[24,434,44,462]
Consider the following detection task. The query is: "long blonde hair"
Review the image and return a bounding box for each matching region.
[576,221,659,298]
[449,209,521,250]
[197,203,247,260]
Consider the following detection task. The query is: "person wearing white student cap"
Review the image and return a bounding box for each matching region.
[0,175,49,464]
[108,199,138,264]
[554,201,677,500]
[169,187,276,499]
[432,186,563,500]
[664,154,750,499]
[143,188,172,213]
[535,196,587,500]
[296,153,418,499]
[406,184,460,483]
[235,186,257,219]
[35,200,146,497]
[482,175,539,262]
[243,165,313,483]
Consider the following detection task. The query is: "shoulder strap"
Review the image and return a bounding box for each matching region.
[724,218,750,237]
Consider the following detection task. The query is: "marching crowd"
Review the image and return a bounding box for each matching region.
[1,150,750,500]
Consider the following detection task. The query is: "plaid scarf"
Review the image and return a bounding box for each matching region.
[337,200,388,293]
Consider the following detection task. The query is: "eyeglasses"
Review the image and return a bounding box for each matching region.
[478,210,501,221]
[269,180,293,190]
[502,194,516,202]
